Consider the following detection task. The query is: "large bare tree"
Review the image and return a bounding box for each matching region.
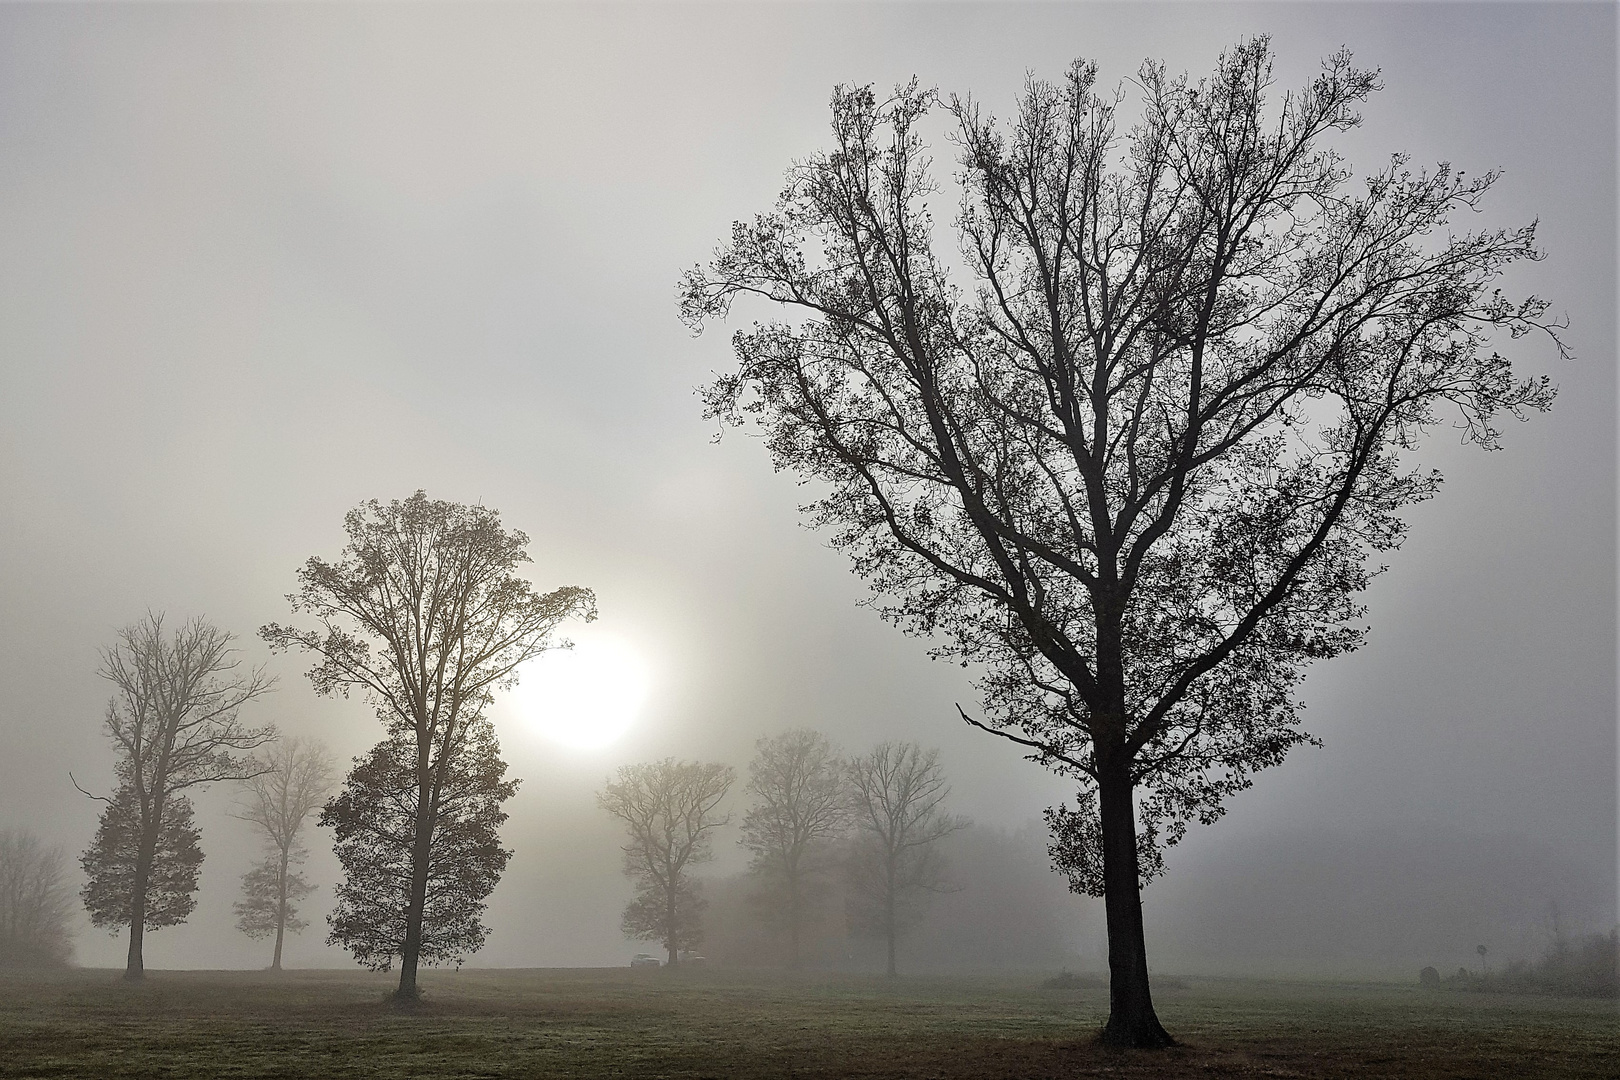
[76,613,275,980]
[0,829,75,967]
[680,41,1562,1044]
[739,729,850,968]
[847,743,967,976]
[599,759,734,966]
[261,491,594,1001]
[233,736,335,970]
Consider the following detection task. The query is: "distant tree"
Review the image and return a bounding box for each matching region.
[75,614,274,980]
[262,491,594,1001]
[847,743,968,976]
[740,730,850,967]
[233,737,335,970]
[321,717,517,972]
[599,759,734,966]
[681,41,1561,1044]
[0,829,75,967]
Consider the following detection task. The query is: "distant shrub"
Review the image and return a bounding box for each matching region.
[1440,930,1617,999]
[1042,969,1106,989]
[1419,966,1440,987]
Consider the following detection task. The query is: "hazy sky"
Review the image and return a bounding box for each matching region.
[0,2,1612,971]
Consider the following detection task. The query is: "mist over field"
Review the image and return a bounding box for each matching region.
[0,0,1612,997]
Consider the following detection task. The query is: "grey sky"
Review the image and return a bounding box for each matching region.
[0,2,1612,971]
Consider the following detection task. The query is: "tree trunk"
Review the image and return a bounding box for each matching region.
[396,777,435,1002]
[272,844,289,971]
[124,901,145,981]
[1096,761,1173,1048]
[666,881,678,967]
[124,825,157,981]
[789,878,802,970]
[885,857,897,978]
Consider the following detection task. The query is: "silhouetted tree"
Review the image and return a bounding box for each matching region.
[681,41,1562,1044]
[321,717,517,971]
[847,743,968,976]
[81,785,203,952]
[740,730,850,967]
[599,759,734,966]
[262,491,593,1001]
[75,614,274,980]
[233,737,335,969]
[0,829,75,967]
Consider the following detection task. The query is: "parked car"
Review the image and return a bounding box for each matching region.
[677,951,708,967]
[630,954,661,968]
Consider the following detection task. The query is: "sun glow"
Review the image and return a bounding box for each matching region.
[501,633,651,750]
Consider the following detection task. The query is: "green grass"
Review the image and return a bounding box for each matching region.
[0,966,1614,1078]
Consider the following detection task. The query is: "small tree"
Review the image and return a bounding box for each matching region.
[740,729,850,967]
[599,759,734,966]
[233,737,335,970]
[81,785,204,949]
[76,614,274,980]
[0,829,75,967]
[262,491,593,1000]
[681,42,1561,1044]
[321,717,517,971]
[847,743,968,976]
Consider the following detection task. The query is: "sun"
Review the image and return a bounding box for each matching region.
[500,632,651,750]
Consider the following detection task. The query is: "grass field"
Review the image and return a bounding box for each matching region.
[0,967,1614,1078]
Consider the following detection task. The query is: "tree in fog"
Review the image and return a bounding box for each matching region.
[262,492,593,1000]
[0,829,75,966]
[76,614,275,980]
[599,759,734,966]
[740,729,850,967]
[80,785,203,956]
[681,41,1562,1044]
[847,743,968,976]
[322,717,517,971]
[233,737,335,970]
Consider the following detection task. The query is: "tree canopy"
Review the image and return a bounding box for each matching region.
[322,718,517,971]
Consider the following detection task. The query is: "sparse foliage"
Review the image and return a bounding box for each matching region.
[599,759,734,966]
[321,717,518,972]
[233,737,335,969]
[234,857,313,939]
[76,614,275,979]
[0,829,75,967]
[262,491,593,999]
[681,40,1561,1044]
[740,730,850,967]
[847,743,968,976]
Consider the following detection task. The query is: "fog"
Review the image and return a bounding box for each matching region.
[0,2,1612,980]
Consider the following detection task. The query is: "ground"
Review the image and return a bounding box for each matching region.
[0,967,1613,1078]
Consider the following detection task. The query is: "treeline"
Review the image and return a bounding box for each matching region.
[700,820,1088,972]
[0,829,74,966]
[55,491,1004,989]
[1429,929,1618,999]
[597,731,971,975]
